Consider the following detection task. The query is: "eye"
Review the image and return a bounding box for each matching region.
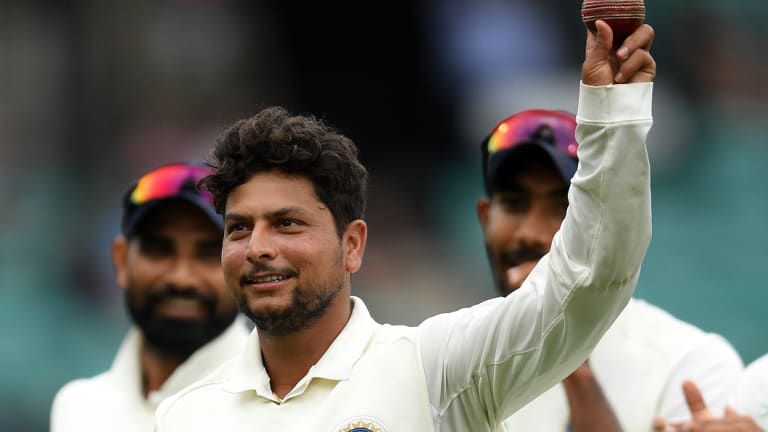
[499,195,527,213]
[138,237,174,257]
[225,222,251,240]
[276,218,303,233]
[227,223,248,233]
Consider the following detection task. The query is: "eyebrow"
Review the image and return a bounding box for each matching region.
[137,233,170,244]
[225,207,312,223]
[224,213,251,223]
[269,206,312,219]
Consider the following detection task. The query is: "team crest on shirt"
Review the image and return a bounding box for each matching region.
[335,416,387,432]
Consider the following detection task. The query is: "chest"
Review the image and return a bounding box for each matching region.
[168,339,437,431]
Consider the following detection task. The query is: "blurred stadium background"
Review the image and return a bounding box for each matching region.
[1,0,766,429]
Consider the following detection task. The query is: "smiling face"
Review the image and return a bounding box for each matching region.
[222,170,366,335]
[112,200,238,358]
[477,160,569,295]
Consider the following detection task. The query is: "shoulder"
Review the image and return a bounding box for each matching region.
[600,299,739,362]
[735,353,768,415]
[743,353,768,381]
[156,356,237,418]
[613,298,708,340]
[53,371,114,404]
[51,372,115,426]
[375,323,418,341]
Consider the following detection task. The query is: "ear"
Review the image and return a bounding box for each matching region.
[476,197,491,231]
[342,220,367,273]
[111,235,130,291]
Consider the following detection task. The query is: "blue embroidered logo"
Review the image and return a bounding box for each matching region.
[336,417,387,432]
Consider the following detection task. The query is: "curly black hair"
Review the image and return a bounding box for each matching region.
[201,106,368,237]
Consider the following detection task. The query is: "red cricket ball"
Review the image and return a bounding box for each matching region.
[581,0,645,50]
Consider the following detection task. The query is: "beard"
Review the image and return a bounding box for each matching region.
[126,286,238,358]
[237,247,345,335]
[234,231,348,334]
[240,279,343,335]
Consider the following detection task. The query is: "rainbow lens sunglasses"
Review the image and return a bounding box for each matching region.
[129,163,215,207]
[486,109,578,159]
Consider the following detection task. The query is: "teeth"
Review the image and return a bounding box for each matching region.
[252,275,287,283]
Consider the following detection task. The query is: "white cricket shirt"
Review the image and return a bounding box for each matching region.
[734,353,768,430]
[501,298,744,431]
[155,82,654,432]
[51,319,250,432]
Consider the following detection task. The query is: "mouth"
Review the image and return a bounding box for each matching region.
[501,248,546,270]
[241,273,293,289]
[501,258,543,294]
[505,258,534,270]
[250,274,290,283]
[155,296,207,320]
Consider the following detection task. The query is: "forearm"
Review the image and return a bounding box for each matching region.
[566,82,654,286]
[546,81,653,372]
[563,364,623,432]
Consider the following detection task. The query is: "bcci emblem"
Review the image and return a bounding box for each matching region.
[336,416,387,432]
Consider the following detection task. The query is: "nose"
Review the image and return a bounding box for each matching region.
[244,226,277,264]
[515,205,558,251]
[166,257,199,290]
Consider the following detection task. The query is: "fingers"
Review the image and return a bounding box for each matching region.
[682,380,716,421]
[652,416,691,432]
[582,20,618,86]
[614,24,656,83]
[724,405,739,418]
[583,20,656,85]
[589,20,615,55]
[652,415,671,432]
[617,23,655,57]
[615,47,656,83]
[661,402,760,432]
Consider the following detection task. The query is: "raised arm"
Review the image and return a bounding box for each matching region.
[419,21,656,429]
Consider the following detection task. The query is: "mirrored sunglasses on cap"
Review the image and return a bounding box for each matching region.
[129,163,215,207]
[485,109,578,159]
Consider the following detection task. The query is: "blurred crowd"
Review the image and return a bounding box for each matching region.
[1,0,767,430]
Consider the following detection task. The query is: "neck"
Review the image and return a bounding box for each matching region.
[139,341,186,398]
[259,295,353,399]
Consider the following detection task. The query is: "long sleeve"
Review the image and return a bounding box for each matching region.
[419,82,654,431]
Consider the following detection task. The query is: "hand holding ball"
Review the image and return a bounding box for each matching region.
[581,0,645,50]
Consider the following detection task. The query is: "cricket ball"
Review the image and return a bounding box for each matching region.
[581,0,645,50]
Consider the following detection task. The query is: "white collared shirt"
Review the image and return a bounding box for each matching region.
[50,318,250,432]
[734,353,768,430]
[155,82,654,432]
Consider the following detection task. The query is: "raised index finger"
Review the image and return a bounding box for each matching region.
[682,380,716,421]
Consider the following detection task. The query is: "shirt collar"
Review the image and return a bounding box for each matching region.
[109,318,250,405]
[109,327,144,397]
[158,317,250,398]
[223,296,378,398]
